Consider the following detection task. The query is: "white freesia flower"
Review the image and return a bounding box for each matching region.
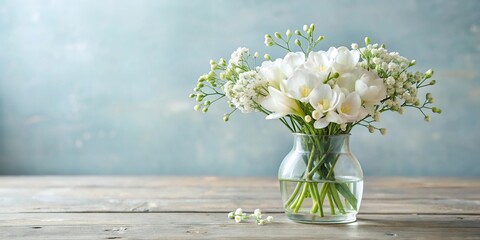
[355,71,387,113]
[335,92,368,123]
[259,59,286,90]
[261,86,303,119]
[308,84,343,129]
[285,69,318,102]
[304,50,332,78]
[281,52,305,78]
[330,46,360,74]
[309,84,342,113]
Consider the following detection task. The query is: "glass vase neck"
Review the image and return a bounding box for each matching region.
[292,134,351,153]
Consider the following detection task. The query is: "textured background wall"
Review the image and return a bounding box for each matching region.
[0,0,479,176]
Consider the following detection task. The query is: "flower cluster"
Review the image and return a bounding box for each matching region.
[227,208,274,225]
[190,24,440,135]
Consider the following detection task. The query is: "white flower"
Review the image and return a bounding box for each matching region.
[235,215,242,223]
[224,70,268,113]
[260,86,303,119]
[309,84,342,129]
[309,84,341,114]
[304,50,332,78]
[259,59,286,90]
[228,212,235,219]
[285,69,318,102]
[254,209,262,217]
[266,216,274,223]
[335,92,368,123]
[355,71,387,112]
[330,46,360,74]
[281,52,305,78]
[235,208,243,215]
[228,47,249,67]
[336,67,365,93]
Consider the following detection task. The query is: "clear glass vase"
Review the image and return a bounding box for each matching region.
[278,134,363,224]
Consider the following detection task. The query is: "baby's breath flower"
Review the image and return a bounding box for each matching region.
[254,209,262,217]
[234,215,242,223]
[228,212,235,219]
[235,208,243,216]
[223,70,268,113]
[266,216,274,223]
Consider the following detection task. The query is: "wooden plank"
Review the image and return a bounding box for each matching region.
[0,176,478,199]
[1,177,479,214]
[0,213,478,240]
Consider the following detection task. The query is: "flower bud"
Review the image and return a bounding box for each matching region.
[317,35,324,42]
[432,107,442,114]
[410,59,416,66]
[254,52,259,58]
[266,216,274,222]
[332,72,340,78]
[209,59,216,66]
[219,58,226,66]
[368,125,375,133]
[426,93,432,100]
[365,37,370,45]
[309,23,315,32]
[188,93,195,98]
[351,43,359,50]
[204,100,211,106]
[429,80,436,85]
[424,115,431,122]
[264,54,271,60]
[194,105,201,111]
[223,114,230,122]
[202,107,208,113]
[274,32,282,39]
[380,128,387,135]
[303,25,308,32]
[197,82,204,88]
[304,115,312,123]
[286,29,292,37]
[295,39,301,47]
[228,212,235,219]
[425,69,434,78]
[295,30,301,35]
[193,87,200,92]
[257,219,266,225]
[234,215,242,223]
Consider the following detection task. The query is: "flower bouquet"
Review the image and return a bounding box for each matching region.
[190,24,440,223]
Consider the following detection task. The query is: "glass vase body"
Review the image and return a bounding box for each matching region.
[278,134,363,224]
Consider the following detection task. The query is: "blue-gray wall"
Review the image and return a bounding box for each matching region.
[0,0,479,176]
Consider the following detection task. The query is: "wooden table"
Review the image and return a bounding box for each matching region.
[0,177,479,239]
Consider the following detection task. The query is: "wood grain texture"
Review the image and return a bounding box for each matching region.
[0,176,479,239]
